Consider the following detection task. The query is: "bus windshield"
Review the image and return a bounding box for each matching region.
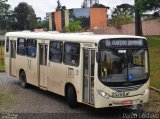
[98,39,149,86]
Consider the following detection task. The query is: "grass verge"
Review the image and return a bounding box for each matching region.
[0,64,5,72]
[147,36,160,89]
[0,46,5,72]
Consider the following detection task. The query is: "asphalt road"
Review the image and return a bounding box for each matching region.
[0,73,159,119]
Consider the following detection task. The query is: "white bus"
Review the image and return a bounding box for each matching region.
[5,32,150,108]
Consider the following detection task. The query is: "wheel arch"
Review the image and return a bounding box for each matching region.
[65,83,77,98]
[18,68,25,79]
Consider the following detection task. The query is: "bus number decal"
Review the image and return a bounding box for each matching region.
[112,92,129,98]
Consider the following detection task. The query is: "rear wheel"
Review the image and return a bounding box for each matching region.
[19,71,28,88]
[66,86,78,108]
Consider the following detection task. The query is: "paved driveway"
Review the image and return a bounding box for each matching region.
[0,73,159,119]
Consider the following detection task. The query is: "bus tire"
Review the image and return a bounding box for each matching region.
[67,86,78,108]
[19,71,28,88]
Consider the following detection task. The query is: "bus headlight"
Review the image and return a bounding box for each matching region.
[141,89,149,96]
[97,89,111,99]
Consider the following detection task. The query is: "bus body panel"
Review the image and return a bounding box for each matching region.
[5,37,10,75]
[26,57,39,86]
[5,32,150,108]
[47,62,67,96]
[94,77,150,108]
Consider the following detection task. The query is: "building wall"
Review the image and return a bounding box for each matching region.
[65,10,69,27]
[49,8,108,31]
[94,19,160,36]
[55,11,62,31]
[90,8,107,30]
[48,13,53,31]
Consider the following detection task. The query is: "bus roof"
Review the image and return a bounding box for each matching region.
[5,32,146,43]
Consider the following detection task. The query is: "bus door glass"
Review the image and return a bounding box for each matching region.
[10,40,16,76]
[39,44,48,88]
[83,49,95,105]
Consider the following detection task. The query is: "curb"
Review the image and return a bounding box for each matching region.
[150,86,160,93]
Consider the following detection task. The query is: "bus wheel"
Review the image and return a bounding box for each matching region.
[19,71,28,88]
[67,86,78,108]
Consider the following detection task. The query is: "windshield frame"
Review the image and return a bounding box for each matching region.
[97,38,150,87]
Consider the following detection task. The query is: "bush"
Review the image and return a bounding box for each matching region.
[63,21,84,32]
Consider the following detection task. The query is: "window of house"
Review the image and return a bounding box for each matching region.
[17,38,26,55]
[26,39,37,58]
[64,42,80,66]
[49,41,63,63]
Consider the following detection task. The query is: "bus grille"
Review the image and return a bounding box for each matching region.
[110,84,143,92]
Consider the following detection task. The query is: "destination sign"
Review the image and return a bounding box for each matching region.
[105,39,143,47]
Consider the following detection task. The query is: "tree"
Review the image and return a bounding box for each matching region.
[135,0,142,36]
[111,4,134,28]
[14,2,37,30]
[112,4,134,18]
[36,18,48,30]
[56,0,66,11]
[92,3,108,8]
[63,21,84,32]
[0,0,12,30]
[112,15,133,28]
[135,0,160,36]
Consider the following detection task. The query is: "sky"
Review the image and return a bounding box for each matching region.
[7,0,134,19]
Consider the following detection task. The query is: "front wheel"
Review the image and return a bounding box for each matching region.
[19,71,28,88]
[67,86,78,108]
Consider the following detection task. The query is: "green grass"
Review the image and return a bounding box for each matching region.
[147,36,160,89]
[0,46,4,72]
[0,64,5,72]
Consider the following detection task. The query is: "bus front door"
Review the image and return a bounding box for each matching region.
[83,49,95,105]
[39,44,48,88]
[10,40,16,76]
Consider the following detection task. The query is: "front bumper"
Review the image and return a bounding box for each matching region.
[94,88,149,108]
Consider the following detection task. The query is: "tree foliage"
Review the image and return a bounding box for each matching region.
[111,4,134,27]
[112,4,134,17]
[135,0,160,36]
[136,0,160,13]
[92,3,108,8]
[63,21,84,32]
[36,18,48,30]
[112,15,133,28]
[0,0,12,30]
[14,2,37,30]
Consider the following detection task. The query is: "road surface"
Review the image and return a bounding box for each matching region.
[0,73,159,119]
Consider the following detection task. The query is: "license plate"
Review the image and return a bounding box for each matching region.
[122,100,133,105]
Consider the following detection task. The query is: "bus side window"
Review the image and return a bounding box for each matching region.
[6,37,9,52]
[26,39,37,58]
[17,38,26,56]
[49,41,63,63]
[64,42,80,67]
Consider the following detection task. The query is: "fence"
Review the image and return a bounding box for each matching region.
[94,19,160,36]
